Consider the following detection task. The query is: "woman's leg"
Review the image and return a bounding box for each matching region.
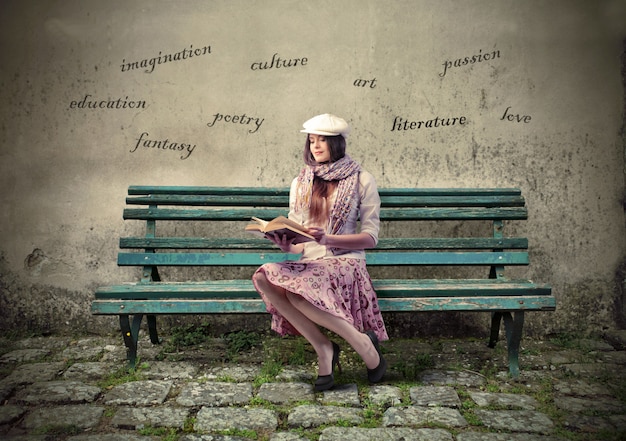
[253,271,337,375]
[286,293,381,370]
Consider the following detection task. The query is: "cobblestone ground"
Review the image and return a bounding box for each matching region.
[0,329,625,441]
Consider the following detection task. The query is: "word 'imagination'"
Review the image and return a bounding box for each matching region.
[391,115,467,131]
[69,95,146,110]
[121,44,212,74]
[131,132,196,160]
[207,113,264,133]
[439,48,501,78]
[251,53,308,70]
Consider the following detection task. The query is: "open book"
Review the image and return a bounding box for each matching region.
[245,216,315,244]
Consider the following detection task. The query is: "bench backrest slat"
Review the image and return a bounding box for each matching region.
[128,185,521,197]
[119,237,529,251]
[123,207,527,221]
[125,194,525,208]
[117,251,529,267]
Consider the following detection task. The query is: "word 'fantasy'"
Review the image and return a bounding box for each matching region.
[131,132,196,160]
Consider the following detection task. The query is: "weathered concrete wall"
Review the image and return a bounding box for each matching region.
[1,0,625,337]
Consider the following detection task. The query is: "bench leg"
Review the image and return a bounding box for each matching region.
[119,314,144,369]
[488,312,503,348]
[502,311,524,378]
[487,311,524,378]
[147,314,161,344]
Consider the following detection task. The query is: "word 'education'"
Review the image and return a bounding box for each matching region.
[69,95,146,110]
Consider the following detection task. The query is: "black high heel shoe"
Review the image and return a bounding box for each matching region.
[314,341,341,392]
[365,330,387,383]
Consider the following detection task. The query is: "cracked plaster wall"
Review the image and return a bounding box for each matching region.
[1,0,625,337]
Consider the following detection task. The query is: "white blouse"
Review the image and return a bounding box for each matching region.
[288,170,381,260]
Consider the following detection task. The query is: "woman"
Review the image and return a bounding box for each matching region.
[252,113,388,391]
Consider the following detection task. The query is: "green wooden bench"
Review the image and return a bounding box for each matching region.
[92,185,555,377]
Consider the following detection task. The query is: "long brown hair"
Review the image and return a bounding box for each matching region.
[303,135,346,224]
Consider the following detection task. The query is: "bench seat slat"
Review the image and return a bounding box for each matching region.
[119,237,529,250]
[95,279,552,299]
[91,295,555,315]
[117,252,300,266]
[123,207,528,221]
[117,251,529,266]
[379,195,525,207]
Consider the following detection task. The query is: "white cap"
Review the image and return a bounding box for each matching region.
[300,113,350,138]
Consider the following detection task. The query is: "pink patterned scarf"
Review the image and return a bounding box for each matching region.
[295,155,361,235]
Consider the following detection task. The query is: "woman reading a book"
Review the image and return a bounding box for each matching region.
[252,113,388,391]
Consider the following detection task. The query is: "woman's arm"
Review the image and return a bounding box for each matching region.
[308,228,377,250]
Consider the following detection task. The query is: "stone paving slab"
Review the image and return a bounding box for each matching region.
[195,407,278,432]
[12,381,101,405]
[456,433,567,441]
[176,381,253,406]
[410,385,462,407]
[288,405,363,428]
[562,362,623,377]
[2,362,66,385]
[111,406,190,429]
[367,385,403,406]
[258,381,315,404]
[21,404,105,430]
[469,391,539,410]
[180,435,254,441]
[321,383,360,406]
[554,395,625,413]
[276,367,314,383]
[383,406,468,428]
[201,365,261,382]
[63,362,115,382]
[419,369,486,387]
[474,409,554,434]
[0,349,51,364]
[67,435,155,441]
[553,378,613,396]
[0,381,15,402]
[319,427,454,441]
[57,346,106,362]
[103,380,172,406]
[143,360,199,379]
[0,405,25,425]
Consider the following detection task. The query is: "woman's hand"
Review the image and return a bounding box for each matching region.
[308,226,329,245]
[265,232,298,252]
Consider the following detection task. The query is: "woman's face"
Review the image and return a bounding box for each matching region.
[308,134,331,163]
